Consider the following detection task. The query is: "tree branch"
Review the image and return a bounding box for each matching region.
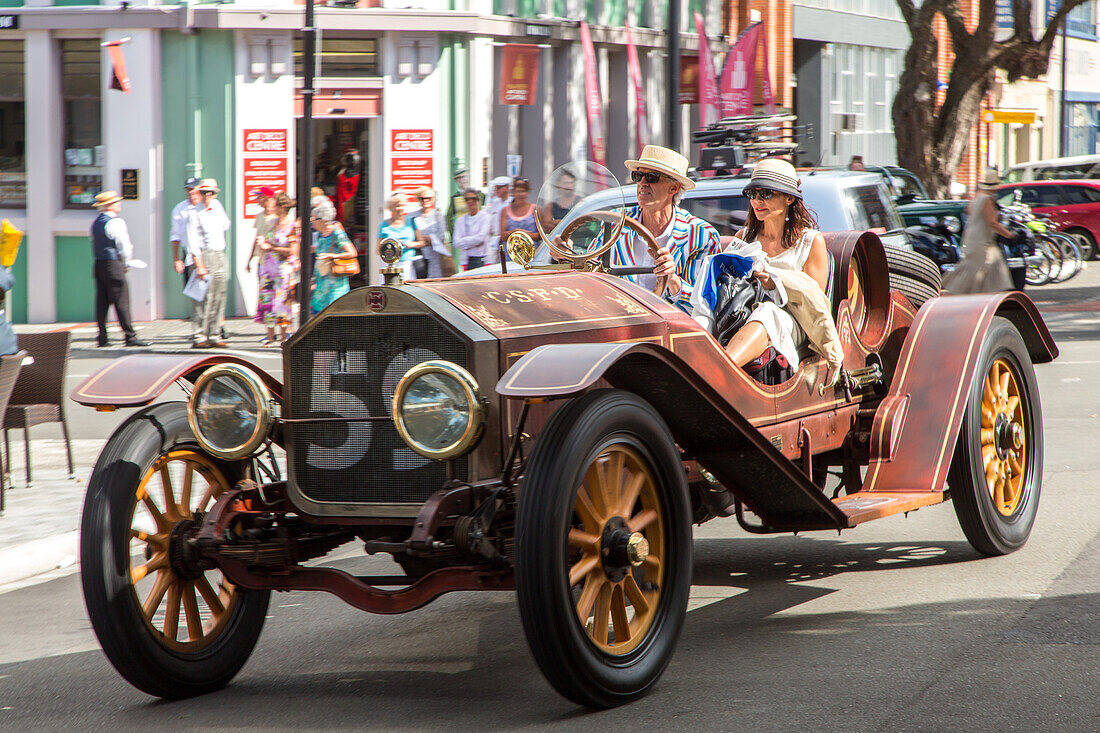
[1011,0,1032,40]
[895,0,917,29]
[940,0,972,49]
[1039,0,1090,50]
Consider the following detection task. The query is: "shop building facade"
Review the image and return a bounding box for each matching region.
[0,0,723,324]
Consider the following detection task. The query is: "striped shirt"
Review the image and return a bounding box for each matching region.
[611,205,722,313]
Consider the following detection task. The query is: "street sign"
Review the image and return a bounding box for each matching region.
[982,109,1037,125]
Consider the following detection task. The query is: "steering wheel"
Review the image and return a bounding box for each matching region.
[543,211,662,277]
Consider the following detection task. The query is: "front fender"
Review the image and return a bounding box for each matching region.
[863,291,1056,495]
[70,353,284,410]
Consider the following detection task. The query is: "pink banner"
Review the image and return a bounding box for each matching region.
[625,23,649,154]
[718,23,762,118]
[759,29,776,114]
[694,13,720,126]
[579,21,606,167]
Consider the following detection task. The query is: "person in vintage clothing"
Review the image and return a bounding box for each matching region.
[188,178,232,348]
[941,168,1014,294]
[170,177,205,343]
[90,191,149,348]
[252,192,299,345]
[608,145,722,313]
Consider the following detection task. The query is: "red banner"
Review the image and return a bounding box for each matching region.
[499,44,541,106]
[579,21,606,167]
[694,13,720,126]
[104,40,131,94]
[679,56,698,105]
[625,23,649,154]
[718,23,762,118]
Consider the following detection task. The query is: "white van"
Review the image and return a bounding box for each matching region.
[1004,154,1100,183]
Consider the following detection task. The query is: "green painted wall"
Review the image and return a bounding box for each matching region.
[161,30,236,318]
[54,235,95,323]
[0,0,24,8]
[8,236,27,324]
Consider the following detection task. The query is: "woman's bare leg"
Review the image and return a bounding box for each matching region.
[724,322,771,366]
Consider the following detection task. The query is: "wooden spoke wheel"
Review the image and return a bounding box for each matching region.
[950,317,1043,556]
[516,390,691,708]
[129,449,237,652]
[80,402,269,699]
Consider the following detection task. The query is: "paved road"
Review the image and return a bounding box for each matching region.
[1,279,1098,731]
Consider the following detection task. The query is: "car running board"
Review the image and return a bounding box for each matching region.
[833,491,948,526]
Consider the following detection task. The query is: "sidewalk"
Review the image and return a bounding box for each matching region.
[0,316,278,587]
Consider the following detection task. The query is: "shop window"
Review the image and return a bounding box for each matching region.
[294,38,379,79]
[61,39,102,209]
[0,40,25,208]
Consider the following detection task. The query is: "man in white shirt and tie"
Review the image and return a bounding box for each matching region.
[453,189,492,270]
[188,178,232,348]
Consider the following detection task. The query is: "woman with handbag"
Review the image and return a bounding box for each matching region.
[253,193,300,346]
[412,187,450,278]
[310,199,357,316]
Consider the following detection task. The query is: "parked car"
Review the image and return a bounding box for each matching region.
[994,180,1100,260]
[1003,154,1100,183]
[71,164,1056,710]
[864,164,968,231]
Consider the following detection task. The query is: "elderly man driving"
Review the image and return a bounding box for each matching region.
[612,145,722,312]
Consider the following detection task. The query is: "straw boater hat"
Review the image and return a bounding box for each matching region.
[978,167,1001,189]
[625,145,696,191]
[198,178,220,193]
[92,191,124,209]
[742,158,802,200]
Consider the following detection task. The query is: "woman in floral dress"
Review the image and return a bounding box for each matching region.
[253,193,300,345]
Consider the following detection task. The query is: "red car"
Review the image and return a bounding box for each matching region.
[995,179,1100,260]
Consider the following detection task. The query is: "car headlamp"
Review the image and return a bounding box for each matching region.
[188,365,274,460]
[392,361,485,460]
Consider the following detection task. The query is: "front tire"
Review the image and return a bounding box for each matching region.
[515,390,692,708]
[949,318,1043,556]
[80,402,270,698]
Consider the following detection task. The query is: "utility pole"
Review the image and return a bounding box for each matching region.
[1059,14,1068,157]
[298,0,316,327]
[666,0,681,149]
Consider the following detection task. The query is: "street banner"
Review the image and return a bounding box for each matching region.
[102,39,131,94]
[693,13,720,126]
[718,23,762,117]
[679,55,698,104]
[499,44,541,106]
[759,29,776,114]
[579,21,606,167]
[625,23,649,154]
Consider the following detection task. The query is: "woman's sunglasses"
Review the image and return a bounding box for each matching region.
[631,170,666,185]
[745,188,778,201]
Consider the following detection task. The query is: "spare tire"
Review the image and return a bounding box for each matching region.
[884,245,942,308]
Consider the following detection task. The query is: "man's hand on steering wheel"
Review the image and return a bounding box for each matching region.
[651,245,681,295]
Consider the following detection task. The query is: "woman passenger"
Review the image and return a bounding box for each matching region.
[706,158,831,371]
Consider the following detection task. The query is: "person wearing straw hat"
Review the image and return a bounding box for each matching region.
[692,158,832,375]
[612,145,722,312]
[188,177,232,348]
[90,191,148,348]
[941,167,1014,294]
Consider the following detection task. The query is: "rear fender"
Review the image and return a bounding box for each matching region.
[498,342,849,530]
[70,353,284,410]
[863,291,1056,494]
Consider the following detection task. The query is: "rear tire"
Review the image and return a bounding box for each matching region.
[885,245,942,308]
[949,318,1042,556]
[1065,228,1096,261]
[516,389,692,708]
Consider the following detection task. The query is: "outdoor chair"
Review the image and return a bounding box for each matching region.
[0,351,26,512]
[3,331,73,487]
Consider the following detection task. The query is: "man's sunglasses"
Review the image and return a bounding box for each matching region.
[630,170,666,185]
[464,197,479,203]
[418,196,434,202]
[745,188,778,201]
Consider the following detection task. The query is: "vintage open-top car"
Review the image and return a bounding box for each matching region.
[73,163,1057,708]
